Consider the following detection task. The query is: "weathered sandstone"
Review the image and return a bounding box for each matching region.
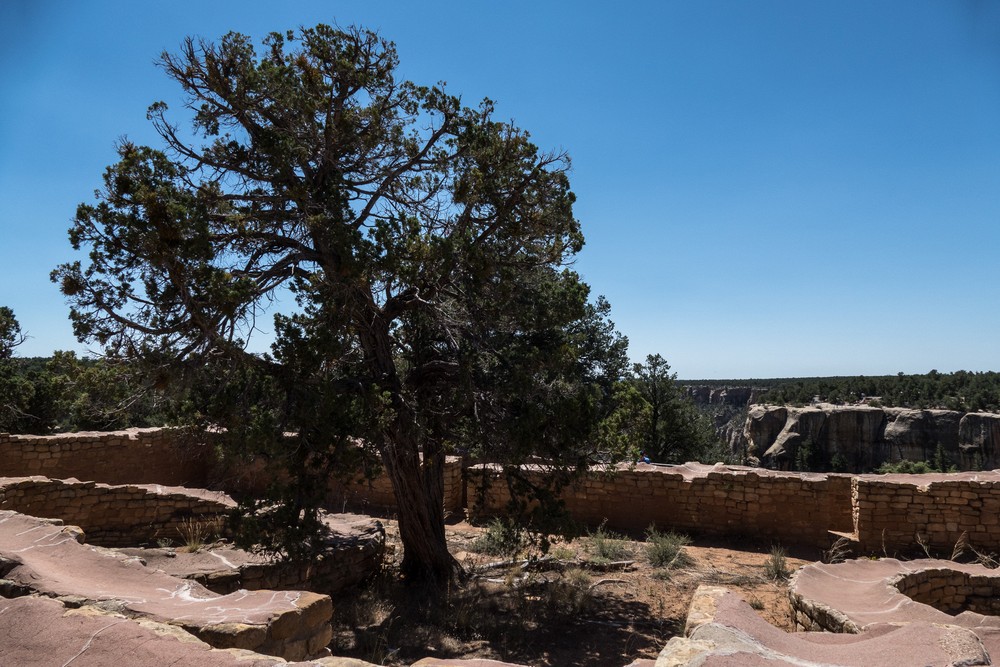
[120,513,385,595]
[656,584,989,666]
[0,510,332,661]
[747,404,1000,471]
[790,558,1000,658]
[0,595,374,666]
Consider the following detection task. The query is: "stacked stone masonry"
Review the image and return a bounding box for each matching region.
[852,471,1000,554]
[0,476,386,597]
[0,427,463,516]
[325,458,464,516]
[0,428,211,487]
[892,567,1000,615]
[9,428,1000,556]
[0,476,233,547]
[470,462,855,549]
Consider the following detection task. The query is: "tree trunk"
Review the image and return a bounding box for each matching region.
[351,291,460,584]
[380,434,461,584]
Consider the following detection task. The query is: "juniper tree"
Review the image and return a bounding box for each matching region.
[54,25,634,583]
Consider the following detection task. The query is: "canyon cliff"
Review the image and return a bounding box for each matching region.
[745,404,1000,472]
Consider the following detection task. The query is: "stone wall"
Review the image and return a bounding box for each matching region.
[853,472,1000,555]
[470,462,855,549]
[0,428,464,516]
[0,476,233,547]
[324,457,465,516]
[892,567,1000,615]
[11,427,1000,557]
[0,428,211,487]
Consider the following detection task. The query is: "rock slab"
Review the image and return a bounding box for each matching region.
[0,510,331,661]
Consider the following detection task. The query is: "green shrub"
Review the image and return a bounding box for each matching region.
[645,527,692,568]
[470,518,524,557]
[876,459,934,474]
[588,521,633,562]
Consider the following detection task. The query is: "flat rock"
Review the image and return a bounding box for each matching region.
[656,585,989,666]
[119,512,385,594]
[0,510,332,661]
[0,595,368,666]
[791,557,1000,656]
[410,660,531,667]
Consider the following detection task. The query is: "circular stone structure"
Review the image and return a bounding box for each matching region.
[790,558,1000,657]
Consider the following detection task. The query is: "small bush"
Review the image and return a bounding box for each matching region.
[470,518,524,557]
[176,517,222,553]
[645,527,692,568]
[876,459,934,474]
[587,521,634,562]
[764,545,790,580]
[550,545,575,560]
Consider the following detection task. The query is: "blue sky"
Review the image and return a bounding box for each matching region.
[2,1,1000,379]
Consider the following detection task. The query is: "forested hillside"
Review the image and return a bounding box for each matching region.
[678,370,1000,412]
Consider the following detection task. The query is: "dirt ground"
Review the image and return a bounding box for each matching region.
[329,516,811,666]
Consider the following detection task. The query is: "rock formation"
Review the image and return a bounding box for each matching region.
[744,404,1000,472]
[684,385,764,457]
[790,558,1000,659]
[655,584,989,666]
[0,510,333,661]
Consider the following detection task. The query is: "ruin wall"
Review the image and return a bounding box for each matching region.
[0,428,463,517]
[323,458,464,516]
[0,428,211,487]
[853,473,1000,555]
[470,463,855,549]
[0,476,233,547]
[8,427,1000,555]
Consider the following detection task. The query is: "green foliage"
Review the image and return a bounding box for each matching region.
[469,518,525,557]
[877,459,935,474]
[587,521,633,562]
[645,526,692,568]
[46,352,171,431]
[632,354,719,464]
[53,24,638,582]
[0,307,39,434]
[688,370,1000,412]
[0,307,25,360]
[876,454,956,474]
[0,337,174,435]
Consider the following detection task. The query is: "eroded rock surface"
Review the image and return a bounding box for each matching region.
[746,404,1000,471]
[790,558,1000,658]
[0,595,358,666]
[657,585,989,666]
[0,475,234,546]
[0,510,332,661]
[121,513,385,595]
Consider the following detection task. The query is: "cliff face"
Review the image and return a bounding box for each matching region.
[746,404,1000,472]
[685,386,764,409]
[685,386,764,456]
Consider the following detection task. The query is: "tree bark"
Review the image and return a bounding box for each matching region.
[380,433,461,584]
[353,290,461,585]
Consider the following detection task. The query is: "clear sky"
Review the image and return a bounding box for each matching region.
[2,0,1000,379]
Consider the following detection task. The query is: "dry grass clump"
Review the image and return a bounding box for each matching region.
[175,517,223,553]
[645,527,692,569]
[587,521,634,562]
[469,518,524,557]
[764,545,790,580]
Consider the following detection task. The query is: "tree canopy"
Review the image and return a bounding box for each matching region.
[632,354,716,463]
[54,25,634,582]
